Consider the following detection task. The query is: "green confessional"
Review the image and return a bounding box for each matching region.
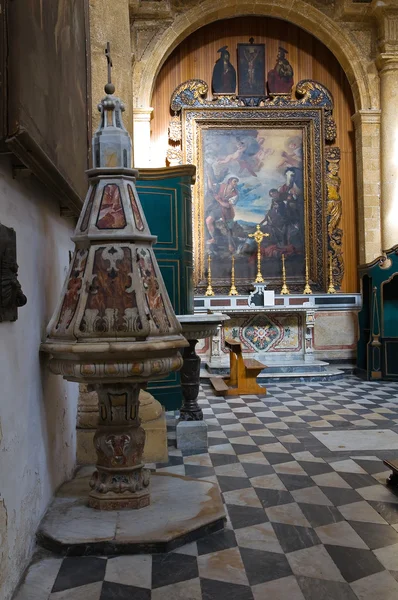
[357,245,398,381]
[137,165,196,409]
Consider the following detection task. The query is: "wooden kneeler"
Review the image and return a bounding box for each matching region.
[210,338,267,397]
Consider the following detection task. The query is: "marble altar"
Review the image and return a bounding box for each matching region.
[194,293,361,375]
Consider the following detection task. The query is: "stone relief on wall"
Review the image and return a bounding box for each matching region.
[0,223,27,322]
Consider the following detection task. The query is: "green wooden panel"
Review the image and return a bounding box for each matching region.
[136,171,193,410]
[358,245,398,380]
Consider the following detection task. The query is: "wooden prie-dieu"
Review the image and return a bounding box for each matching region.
[210,338,266,397]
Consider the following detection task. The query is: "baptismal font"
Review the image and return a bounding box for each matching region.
[41,56,187,510]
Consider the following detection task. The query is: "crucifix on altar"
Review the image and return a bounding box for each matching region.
[249,224,270,284]
[248,225,275,307]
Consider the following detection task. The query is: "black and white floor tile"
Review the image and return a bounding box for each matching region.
[13,376,398,600]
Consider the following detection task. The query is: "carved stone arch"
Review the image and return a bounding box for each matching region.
[132,0,377,113]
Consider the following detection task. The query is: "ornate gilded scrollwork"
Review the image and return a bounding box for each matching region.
[170,79,209,112]
[169,78,343,293]
[170,78,336,112]
[326,147,344,290]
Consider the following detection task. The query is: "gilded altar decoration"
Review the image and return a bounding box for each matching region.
[326,147,343,290]
[249,224,270,284]
[228,255,238,296]
[205,254,215,296]
[280,254,290,295]
[168,114,182,142]
[303,254,313,295]
[170,78,342,294]
[0,223,27,322]
[166,146,183,166]
[327,252,337,294]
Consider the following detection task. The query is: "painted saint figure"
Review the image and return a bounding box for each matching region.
[205,176,239,252]
[267,47,294,94]
[212,46,237,95]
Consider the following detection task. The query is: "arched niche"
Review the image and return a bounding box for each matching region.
[149,16,358,292]
[134,1,375,113]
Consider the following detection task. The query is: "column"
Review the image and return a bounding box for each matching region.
[352,110,382,263]
[374,4,398,251]
[377,53,398,250]
[133,107,153,167]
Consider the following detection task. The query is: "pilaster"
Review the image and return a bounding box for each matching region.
[352,109,382,263]
[132,107,153,167]
[376,53,398,251]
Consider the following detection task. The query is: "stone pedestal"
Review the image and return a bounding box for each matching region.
[180,339,203,421]
[77,385,168,465]
[37,469,225,555]
[176,420,208,453]
[88,383,150,510]
[174,314,229,454]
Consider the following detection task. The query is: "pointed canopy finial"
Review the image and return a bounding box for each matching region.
[92,43,132,169]
[104,42,115,95]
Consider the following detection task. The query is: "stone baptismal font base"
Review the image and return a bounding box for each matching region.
[88,383,150,510]
[38,468,225,555]
[39,57,226,550]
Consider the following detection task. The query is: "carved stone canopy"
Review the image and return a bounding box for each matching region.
[40,63,189,510]
[41,86,188,385]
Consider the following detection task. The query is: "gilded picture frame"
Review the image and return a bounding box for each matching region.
[169,79,342,295]
[182,107,326,294]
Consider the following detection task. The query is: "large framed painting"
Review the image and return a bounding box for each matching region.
[170,79,343,294]
[201,126,305,284]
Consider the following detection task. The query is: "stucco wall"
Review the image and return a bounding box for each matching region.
[0,157,79,600]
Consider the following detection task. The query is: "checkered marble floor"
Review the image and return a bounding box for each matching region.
[14,376,398,600]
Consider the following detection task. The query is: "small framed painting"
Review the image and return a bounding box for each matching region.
[237,40,266,97]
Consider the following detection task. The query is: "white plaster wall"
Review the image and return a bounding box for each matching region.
[0,157,79,600]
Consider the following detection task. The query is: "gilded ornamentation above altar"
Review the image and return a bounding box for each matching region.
[170,78,342,295]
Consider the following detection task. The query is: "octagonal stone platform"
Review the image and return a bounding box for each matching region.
[37,468,225,555]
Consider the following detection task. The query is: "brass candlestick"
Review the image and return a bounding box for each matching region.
[327,252,336,294]
[229,255,238,296]
[303,254,313,294]
[249,225,270,284]
[205,254,215,296]
[280,254,290,295]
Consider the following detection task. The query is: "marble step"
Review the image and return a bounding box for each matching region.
[205,359,330,374]
[201,366,346,383]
